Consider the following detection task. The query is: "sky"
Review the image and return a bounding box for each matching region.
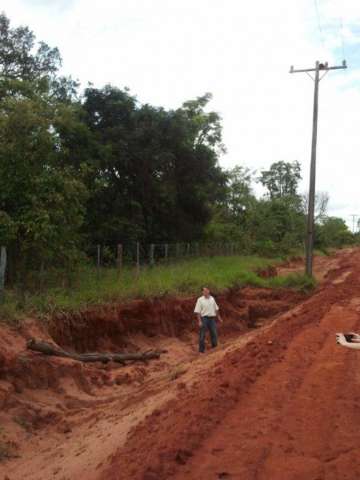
[2,0,360,228]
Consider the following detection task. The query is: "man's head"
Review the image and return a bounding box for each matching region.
[202,286,210,298]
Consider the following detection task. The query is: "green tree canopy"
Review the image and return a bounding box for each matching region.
[316,217,353,249]
[76,85,227,245]
[0,12,61,81]
[0,13,87,281]
[259,161,301,199]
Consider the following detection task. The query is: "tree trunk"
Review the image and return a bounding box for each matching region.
[27,339,166,364]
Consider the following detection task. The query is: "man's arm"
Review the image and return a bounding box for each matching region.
[214,300,223,323]
[194,299,202,327]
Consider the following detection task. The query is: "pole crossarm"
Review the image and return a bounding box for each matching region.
[290,61,347,74]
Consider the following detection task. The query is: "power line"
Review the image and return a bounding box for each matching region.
[350,215,359,233]
[314,0,325,49]
[313,0,348,72]
[339,15,346,62]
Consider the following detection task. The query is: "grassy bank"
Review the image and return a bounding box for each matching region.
[0,254,315,322]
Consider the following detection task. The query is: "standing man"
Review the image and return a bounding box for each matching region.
[194,287,223,353]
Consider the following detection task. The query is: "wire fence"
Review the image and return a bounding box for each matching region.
[90,241,247,270]
[0,241,249,294]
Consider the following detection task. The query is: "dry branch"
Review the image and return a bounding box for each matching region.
[27,339,165,364]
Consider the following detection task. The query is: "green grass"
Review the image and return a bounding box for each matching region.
[268,272,317,292]
[0,254,316,322]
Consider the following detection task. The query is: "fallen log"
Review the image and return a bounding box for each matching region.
[27,339,166,364]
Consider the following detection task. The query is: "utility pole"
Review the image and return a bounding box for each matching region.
[350,214,359,234]
[290,60,347,276]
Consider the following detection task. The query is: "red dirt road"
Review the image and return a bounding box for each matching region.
[171,293,360,479]
[104,249,360,480]
[1,249,360,480]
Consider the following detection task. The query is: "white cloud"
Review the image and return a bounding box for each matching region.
[12,0,74,13]
[2,0,360,227]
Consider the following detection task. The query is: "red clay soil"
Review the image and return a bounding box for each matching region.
[0,248,358,480]
[48,288,303,352]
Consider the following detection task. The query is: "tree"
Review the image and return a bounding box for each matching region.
[259,161,301,199]
[78,86,227,245]
[246,195,305,254]
[0,14,87,283]
[0,13,61,82]
[301,191,329,222]
[226,166,254,218]
[0,13,78,103]
[204,166,255,243]
[0,85,87,280]
[182,93,225,154]
[316,217,353,249]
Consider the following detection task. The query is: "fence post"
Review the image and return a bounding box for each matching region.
[149,244,155,267]
[97,244,101,278]
[187,243,190,256]
[0,246,7,299]
[117,244,123,276]
[164,244,168,262]
[176,243,180,258]
[39,261,45,291]
[136,242,140,277]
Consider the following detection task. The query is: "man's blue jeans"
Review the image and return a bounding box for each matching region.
[199,316,218,353]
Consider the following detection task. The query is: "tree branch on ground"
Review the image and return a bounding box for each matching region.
[27,339,166,364]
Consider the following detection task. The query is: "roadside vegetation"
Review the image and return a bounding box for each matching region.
[0,254,317,322]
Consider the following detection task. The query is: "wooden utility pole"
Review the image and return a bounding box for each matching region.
[350,214,359,234]
[290,60,347,276]
[96,244,101,279]
[149,244,155,266]
[117,244,123,275]
[136,242,140,277]
[0,246,7,300]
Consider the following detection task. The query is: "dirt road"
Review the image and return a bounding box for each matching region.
[169,272,360,479]
[1,249,360,480]
[103,249,360,480]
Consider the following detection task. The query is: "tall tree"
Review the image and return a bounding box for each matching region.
[0,84,87,280]
[0,14,87,281]
[0,13,61,81]
[226,166,254,217]
[78,86,227,245]
[259,161,301,199]
[0,13,78,103]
